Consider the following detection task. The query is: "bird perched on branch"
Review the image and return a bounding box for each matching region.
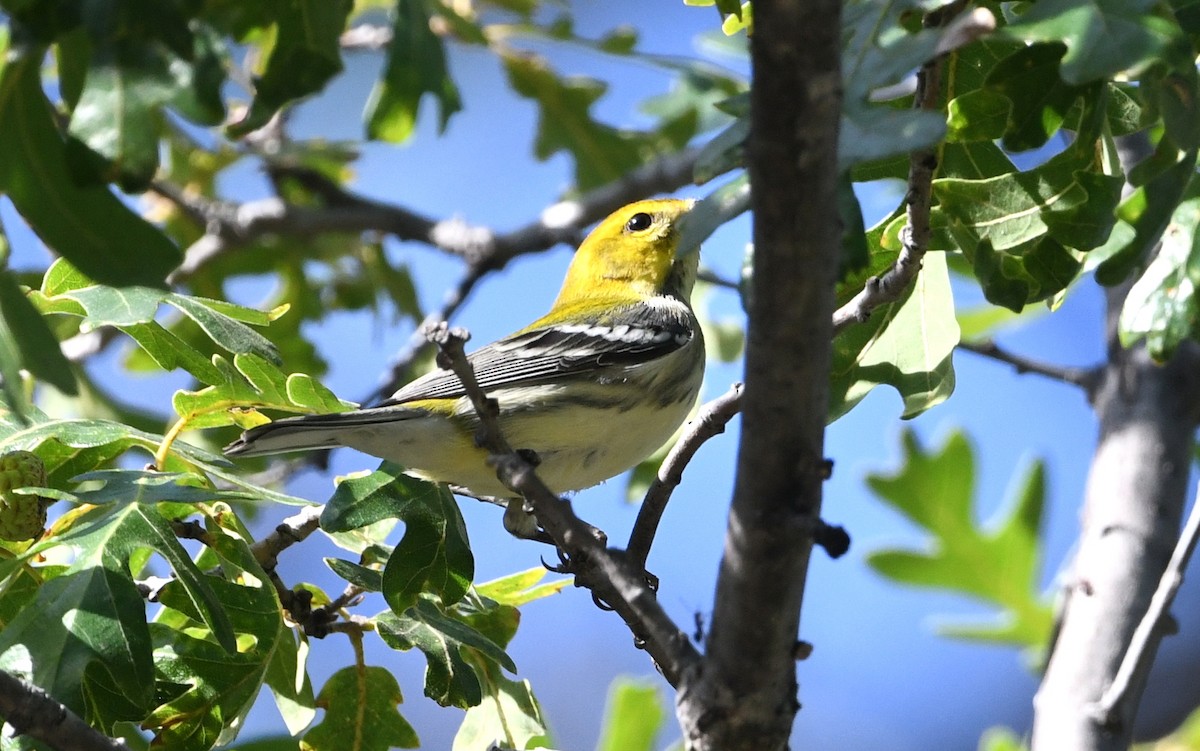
[225,198,704,538]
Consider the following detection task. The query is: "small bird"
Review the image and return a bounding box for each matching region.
[225,198,704,537]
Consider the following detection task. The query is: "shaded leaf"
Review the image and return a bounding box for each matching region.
[0,268,76,394]
[0,49,181,286]
[1094,147,1198,285]
[1119,177,1200,359]
[931,151,1123,309]
[984,43,1086,152]
[1004,0,1183,84]
[229,0,353,135]
[0,502,236,730]
[364,0,462,142]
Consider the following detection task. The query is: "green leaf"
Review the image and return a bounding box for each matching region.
[30,272,281,367]
[0,268,76,394]
[453,674,550,751]
[866,429,1054,648]
[364,0,463,143]
[58,469,257,506]
[1118,177,1200,359]
[0,502,236,729]
[325,557,383,591]
[1003,0,1183,84]
[946,89,1010,144]
[1094,147,1198,285]
[148,510,313,749]
[0,416,229,487]
[229,0,353,135]
[474,567,569,609]
[120,321,226,384]
[301,666,418,751]
[376,597,516,708]
[166,293,281,364]
[830,250,959,420]
[172,353,353,430]
[501,51,651,190]
[318,462,473,611]
[0,49,181,286]
[596,678,665,751]
[931,151,1124,309]
[984,43,1086,152]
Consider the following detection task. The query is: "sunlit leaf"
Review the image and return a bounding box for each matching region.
[376,596,515,708]
[830,251,959,420]
[866,428,1054,648]
[596,678,665,751]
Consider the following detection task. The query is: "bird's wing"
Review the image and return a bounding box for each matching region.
[380,300,695,405]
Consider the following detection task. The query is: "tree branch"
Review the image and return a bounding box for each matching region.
[677,0,843,747]
[1090,484,1200,725]
[1030,132,1200,750]
[627,382,744,571]
[252,505,324,572]
[958,339,1099,391]
[424,323,701,686]
[157,148,701,283]
[0,670,127,751]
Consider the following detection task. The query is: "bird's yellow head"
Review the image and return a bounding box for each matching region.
[553,198,697,306]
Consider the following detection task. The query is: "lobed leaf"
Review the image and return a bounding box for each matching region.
[364,0,463,143]
[376,596,516,708]
[229,0,353,135]
[865,429,1054,649]
[302,666,418,751]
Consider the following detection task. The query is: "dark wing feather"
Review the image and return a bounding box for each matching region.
[380,301,694,405]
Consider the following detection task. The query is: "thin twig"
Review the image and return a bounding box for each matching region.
[829,3,994,338]
[0,670,127,751]
[1089,486,1200,727]
[252,505,324,572]
[424,323,701,686]
[627,383,744,570]
[830,10,951,336]
[366,263,489,404]
[696,268,740,291]
[958,339,1098,390]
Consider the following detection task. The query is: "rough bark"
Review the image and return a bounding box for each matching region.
[675,0,843,748]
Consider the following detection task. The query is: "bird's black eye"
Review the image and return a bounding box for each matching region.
[624,212,654,233]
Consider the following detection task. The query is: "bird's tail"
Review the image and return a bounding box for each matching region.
[223,407,417,457]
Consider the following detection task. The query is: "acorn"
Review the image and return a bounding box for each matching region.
[0,451,51,541]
